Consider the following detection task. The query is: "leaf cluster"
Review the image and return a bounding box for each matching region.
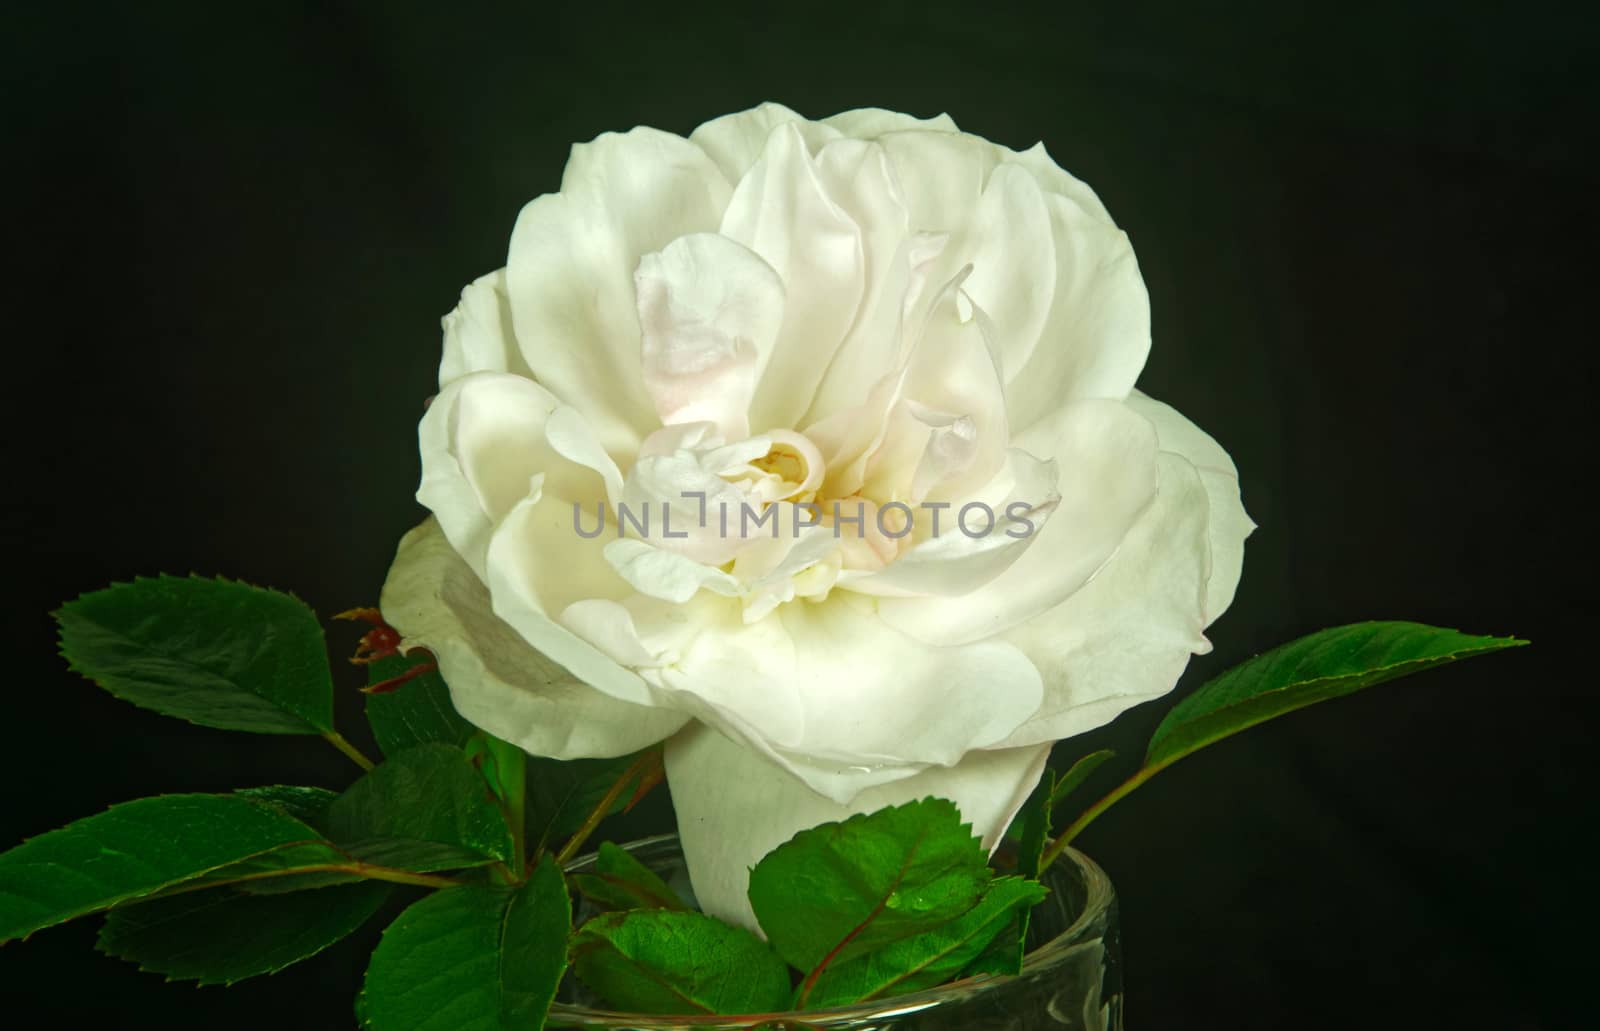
[0,576,1523,1028]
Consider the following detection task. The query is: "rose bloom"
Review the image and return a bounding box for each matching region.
[381,103,1252,928]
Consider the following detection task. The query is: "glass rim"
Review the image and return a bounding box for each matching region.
[548,833,1115,1028]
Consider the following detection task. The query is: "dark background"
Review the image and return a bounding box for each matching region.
[4,2,1592,1027]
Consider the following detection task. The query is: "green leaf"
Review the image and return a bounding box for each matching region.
[220,787,495,890]
[748,798,992,978]
[1017,773,1054,883]
[359,856,569,1030]
[966,768,1058,979]
[97,880,391,985]
[570,910,791,1016]
[164,836,489,896]
[326,744,513,870]
[0,794,325,943]
[526,754,637,853]
[54,575,335,734]
[803,877,1048,1007]
[1049,749,1116,810]
[1147,621,1528,770]
[570,841,687,913]
[365,653,472,756]
[234,785,340,828]
[213,786,356,893]
[188,842,364,895]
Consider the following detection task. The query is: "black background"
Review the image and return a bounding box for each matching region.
[4,2,1593,1027]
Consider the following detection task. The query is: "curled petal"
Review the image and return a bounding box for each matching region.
[603,538,740,604]
[544,406,625,505]
[418,372,572,579]
[438,269,529,387]
[864,271,1009,506]
[484,492,656,709]
[380,519,687,759]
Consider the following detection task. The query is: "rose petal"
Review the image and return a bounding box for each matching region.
[1006,140,1116,226]
[484,491,658,709]
[874,130,1001,295]
[1003,190,1150,431]
[840,447,1059,598]
[995,452,1221,747]
[1125,389,1255,622]
[544,405,626,505]
[799,138,914,423]
[620,449,752,566]
[602,538,741,604]
[506,127,732,462]
[722,123,866,434]
[438,269,530,387]
[862,271,1009,507]
[652,592,1042,792]
[418,372,574,579]
[665,722,1050,931]
[821,108,960,138]
[964,163,1056,393]
[636,233,786,442]
[380,518,687,759]
[876,399,1160,644]
[689,102,842,184]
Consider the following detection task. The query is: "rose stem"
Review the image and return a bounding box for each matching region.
[1039,762,1169,870]
[322,730,376,772]
[553,748,664,867]
[483,734,528,880]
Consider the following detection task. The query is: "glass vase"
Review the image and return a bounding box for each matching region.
[547,835,1122,1030]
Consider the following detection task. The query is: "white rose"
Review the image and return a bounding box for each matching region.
[381,103,1253,928]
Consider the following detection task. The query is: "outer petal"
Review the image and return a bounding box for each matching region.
[1125,390,1254,622]
[1003,190,1151,429]
[1005,140,1116,227]
[380,519,688,758]
[484,491,657,709]
[689,102,841,184]
[996,452,1218,748]
[417,372,571,580]
[647,592,1043,799]
[506,127,732,462]
[876,399,1160,645]
[964,164,1056,393]
[438,269,530,387]
[666,722,1050,931]
[821,108,960,138]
